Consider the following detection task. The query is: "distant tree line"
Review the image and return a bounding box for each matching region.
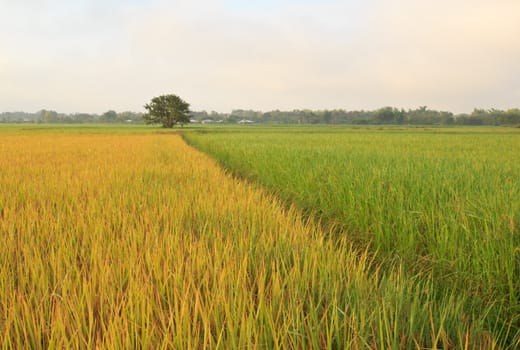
[191,107,520,126]
[0,110,145,124]
[2,107,520,126]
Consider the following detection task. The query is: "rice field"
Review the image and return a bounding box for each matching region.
[0,126,517,348]
[184,126,520,348]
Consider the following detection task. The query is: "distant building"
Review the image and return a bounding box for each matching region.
[238,119,254,124]
[200,119,224,124]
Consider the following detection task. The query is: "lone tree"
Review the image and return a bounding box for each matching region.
[143,94,191,128]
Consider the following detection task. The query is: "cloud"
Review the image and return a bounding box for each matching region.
[0,0,519,113]
[119,0,520,112]
[354,0,520,110]
[119,1,373,111]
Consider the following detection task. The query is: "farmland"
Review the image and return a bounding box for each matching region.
[184,126,520,348]
[0,125,518,348]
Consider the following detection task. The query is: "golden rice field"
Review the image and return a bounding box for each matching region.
[0,128,514,348]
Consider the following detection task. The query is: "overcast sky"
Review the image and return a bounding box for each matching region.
[1,0,519,113]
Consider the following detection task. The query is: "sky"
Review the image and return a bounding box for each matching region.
[1,0,519,114]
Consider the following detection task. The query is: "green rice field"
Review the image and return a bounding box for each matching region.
[184,126,520,348]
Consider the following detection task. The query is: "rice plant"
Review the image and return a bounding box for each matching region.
[184,126,520,348]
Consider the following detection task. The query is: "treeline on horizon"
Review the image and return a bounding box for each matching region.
[0,110,144,124]
[2,106,520,126]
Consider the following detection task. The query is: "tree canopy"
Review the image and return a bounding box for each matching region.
[143,94,191,128]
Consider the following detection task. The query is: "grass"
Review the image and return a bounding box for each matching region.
[0,125,516,348]
[184,126,520,348]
